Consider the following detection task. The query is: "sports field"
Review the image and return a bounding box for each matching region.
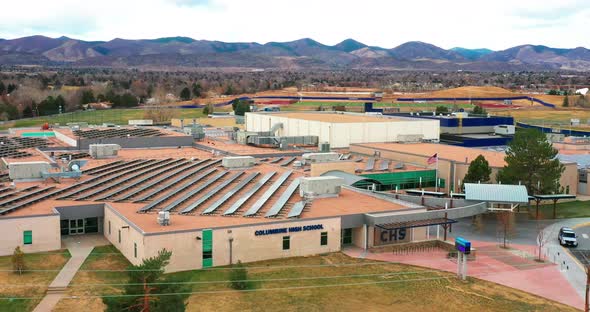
[0,108,207,130]
[48,246,575,312]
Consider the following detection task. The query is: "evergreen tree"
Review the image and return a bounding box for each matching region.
[497,128,564,194]
[473,105,487,115]
[462,155,492,188]
[563,96,569,107]
[229,261,249,290]
[180,87,191,101]
[234,100,251,116]
[202,103,213,115]
[81,90,96,104]
[191,83,202,98]
[0,81,5,94]
[12,246,26,275]
[103,249,189,312]
[6,83,17,94]
[435,106,449,114]
[23,106,34,118]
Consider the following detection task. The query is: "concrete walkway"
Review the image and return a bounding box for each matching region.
[33,234,109,312]
[344,240,583,310]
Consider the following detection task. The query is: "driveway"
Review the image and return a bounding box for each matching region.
[542,218,590,300]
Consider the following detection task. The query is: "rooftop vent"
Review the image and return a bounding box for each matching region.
[157,211,170,226]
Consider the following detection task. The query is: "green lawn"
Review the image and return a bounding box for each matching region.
[530,200,590,219]
[54,245,575,312]
[0,108,206,130]
[0,250,70,312]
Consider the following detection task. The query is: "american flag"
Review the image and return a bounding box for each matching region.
[427,153,438,165]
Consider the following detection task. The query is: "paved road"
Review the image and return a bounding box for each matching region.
[542,218,590,300]
[573,224,590,249]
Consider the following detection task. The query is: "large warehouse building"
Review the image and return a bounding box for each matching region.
[245,111,440,148]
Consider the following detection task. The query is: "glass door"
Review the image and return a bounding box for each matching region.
[69,219,85,235]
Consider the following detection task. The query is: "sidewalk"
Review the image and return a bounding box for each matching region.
[33,234,109,312]
[344,240,583,310]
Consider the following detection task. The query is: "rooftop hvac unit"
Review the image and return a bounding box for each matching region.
[157,211,170,226]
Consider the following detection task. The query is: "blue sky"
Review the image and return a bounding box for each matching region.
[0,0,589,50]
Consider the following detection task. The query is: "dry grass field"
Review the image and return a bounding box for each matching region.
[51,246,576,312]
[0,250,70,312]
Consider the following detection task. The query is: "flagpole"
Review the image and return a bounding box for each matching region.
[435,154,439,192]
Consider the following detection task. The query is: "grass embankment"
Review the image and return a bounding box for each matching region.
[0,108,207,130]
[530,200,590,219]
[0,250,70,312]
[54,245,574,312]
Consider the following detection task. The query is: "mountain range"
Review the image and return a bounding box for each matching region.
[1,35,589,71]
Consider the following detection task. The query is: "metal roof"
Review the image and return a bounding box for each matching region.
[375,217,457,230]
[464,183,529,204]
[557,154,590,169]
[320,170,381,187]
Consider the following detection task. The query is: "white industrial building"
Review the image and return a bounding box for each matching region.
[245,112,440,148]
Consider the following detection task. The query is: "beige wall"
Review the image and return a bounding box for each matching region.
[106,209,342,272]
[0,215,61,255]
[561,163,578,195]
[351,226,365,248]
[104,207,146,266]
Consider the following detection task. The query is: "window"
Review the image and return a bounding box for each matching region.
[134,243,137,258]
[23,231,32,245]
[341,228,353,245]
[320,232,328,246]
[108,221,111,235]
[282,236,290,250]
[118,230,121,243]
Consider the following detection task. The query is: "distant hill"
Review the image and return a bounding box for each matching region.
[450,47,493,60]
[1,35,589,71]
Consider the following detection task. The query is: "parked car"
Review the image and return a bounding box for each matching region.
[558,227,578,247]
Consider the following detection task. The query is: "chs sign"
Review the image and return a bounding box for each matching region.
[374,228,409,246]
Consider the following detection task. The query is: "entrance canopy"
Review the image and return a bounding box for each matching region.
[375,217,457,231]
[465,183,528,202]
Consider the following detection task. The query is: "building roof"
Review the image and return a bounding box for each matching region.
[464,183,529,204]
[354,143,507,167]
[557,154,590,169]
[252,112,405,123]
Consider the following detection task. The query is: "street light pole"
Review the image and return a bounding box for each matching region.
[586,265,589,312]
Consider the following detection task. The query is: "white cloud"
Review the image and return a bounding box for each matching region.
[0,0,588,50]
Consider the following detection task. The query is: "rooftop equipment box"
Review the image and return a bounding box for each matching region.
[302,152,340,164]
[222,156,255,169]
[128,119,154,126]
[9,161,51,180]
[89,144,121,159]
[299,176,344,198]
